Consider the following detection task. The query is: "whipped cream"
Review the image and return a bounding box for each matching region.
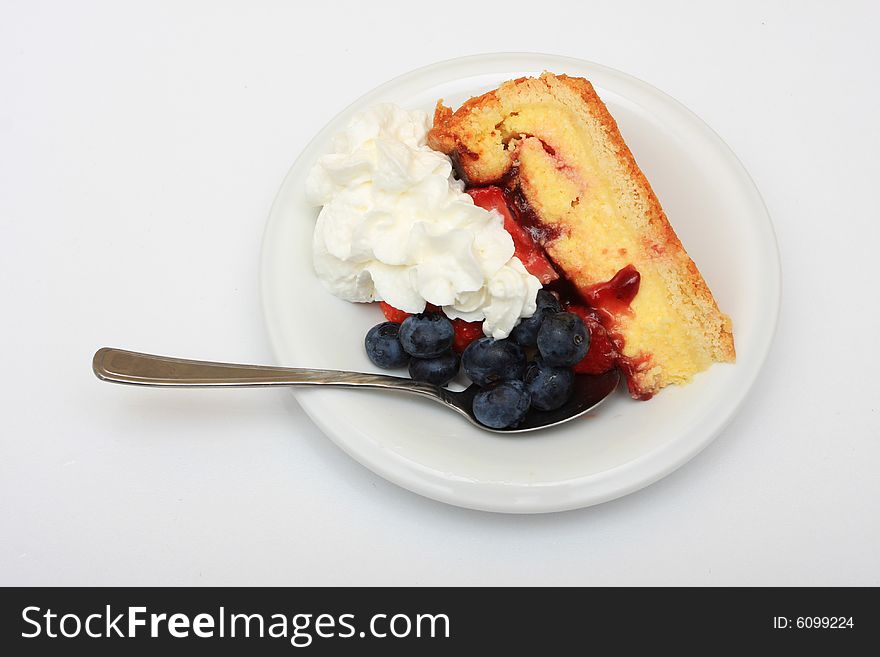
[306,104,540,339]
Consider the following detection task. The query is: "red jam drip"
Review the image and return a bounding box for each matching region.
[583,265,642,328]
[584,265,641,320]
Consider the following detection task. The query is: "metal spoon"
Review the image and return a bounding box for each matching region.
[92,347,619,434]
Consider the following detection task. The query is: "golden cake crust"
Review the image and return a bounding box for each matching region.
[428,73,735,397]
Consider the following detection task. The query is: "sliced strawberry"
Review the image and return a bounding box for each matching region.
[467,186,559,285]
[568,305,619,374]
[451,318,484,353]
[379,301,411,324]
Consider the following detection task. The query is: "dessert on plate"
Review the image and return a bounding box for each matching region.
[306,72,735,427]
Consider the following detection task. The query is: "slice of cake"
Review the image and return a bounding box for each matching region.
[427,72,734,398]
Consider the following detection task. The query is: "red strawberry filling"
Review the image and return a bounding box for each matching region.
[582,264,641,325]
[467,187,559,285]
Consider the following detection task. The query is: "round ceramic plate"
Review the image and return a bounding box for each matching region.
[261,53,780,513]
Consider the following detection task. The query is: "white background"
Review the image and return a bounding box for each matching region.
[2,0,878,586]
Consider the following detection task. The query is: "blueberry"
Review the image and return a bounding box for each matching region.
[524,358,575,411]
[461,337,526,386]
[399,312,454,358]
[510,290,562,347]
[364,322,410,369]
[510,314,543,348]
[536,311,590,367]
[536,289,563,314]
[409,351,459,386]
[472,380,532,429]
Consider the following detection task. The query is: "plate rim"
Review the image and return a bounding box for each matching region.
[260,52,782,513]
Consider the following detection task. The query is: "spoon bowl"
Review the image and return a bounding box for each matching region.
[93,348,619,434]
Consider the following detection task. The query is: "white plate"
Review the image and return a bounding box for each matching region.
[261,53,780,513]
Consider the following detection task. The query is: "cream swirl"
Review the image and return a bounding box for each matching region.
[306,104,540,339]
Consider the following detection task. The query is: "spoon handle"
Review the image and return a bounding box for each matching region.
[92,347,441,398]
